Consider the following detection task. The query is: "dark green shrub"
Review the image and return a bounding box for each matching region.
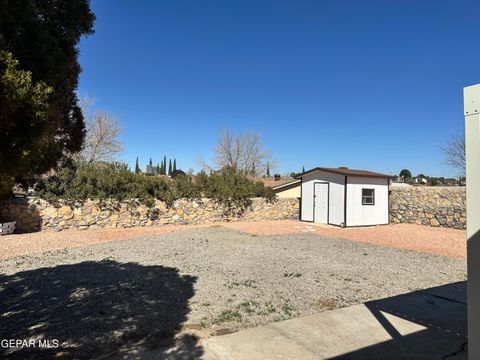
[35,162,175,205]
[35,163,275,208]
[196,167,275,214]
[172,174,201,199]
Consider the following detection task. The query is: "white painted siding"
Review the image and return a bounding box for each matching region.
[346,177,389,226]
[300,170,345,225]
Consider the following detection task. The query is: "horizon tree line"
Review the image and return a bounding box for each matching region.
[135,156,178,176]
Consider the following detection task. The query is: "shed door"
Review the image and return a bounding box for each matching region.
[314,183,328,224]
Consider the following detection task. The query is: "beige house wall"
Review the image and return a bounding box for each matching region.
[276,185,301,198]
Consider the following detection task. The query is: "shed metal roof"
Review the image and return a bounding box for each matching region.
[296,167,393,179]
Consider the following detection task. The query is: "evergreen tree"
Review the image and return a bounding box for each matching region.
[135,157,140,174]
[149,158,152,166]
[302,166,305,173]
[266,163,270,177]
[168,159,173,176]
[0,1,95,198]
[173,158,177,172]
[156,163,160,175]
[163,156,167,175]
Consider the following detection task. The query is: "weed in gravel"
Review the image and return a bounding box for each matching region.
[284,272,302,278]
[256,301,278,315]
[282,301,295,316]
[265,302,277,313]
[199,317,208,328]
[201,302,211,307]
[226,279,257,289]
[213,309,242,324]
[237,300,259,315]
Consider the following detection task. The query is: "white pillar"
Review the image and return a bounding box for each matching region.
[465,84,480,359]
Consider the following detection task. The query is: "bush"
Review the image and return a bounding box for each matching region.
[34,163,275,207]
[196,167,275,213]
[35,162,175,206]
[196,168,275,202]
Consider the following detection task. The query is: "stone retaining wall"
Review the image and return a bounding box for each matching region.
[389,187,466,229]
[0,197,299,233]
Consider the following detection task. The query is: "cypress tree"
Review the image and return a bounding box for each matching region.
[135,157,140,174]
[266,163,270,177]
[302,166,305,173]
[163,156,167,175]
[149,158,152,166]
[173,158,177,172]
[168,159,173,176]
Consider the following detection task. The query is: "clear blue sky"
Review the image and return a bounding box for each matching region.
[78,0,479,177]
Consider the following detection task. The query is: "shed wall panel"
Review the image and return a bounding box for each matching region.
[346,177,389,226]
[300,170,345,225]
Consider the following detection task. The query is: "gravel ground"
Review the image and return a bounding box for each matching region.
[0,227,466,359]
[0,220,466,260]
[224,220,467,258]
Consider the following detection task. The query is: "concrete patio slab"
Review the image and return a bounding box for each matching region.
[203,325,318,360]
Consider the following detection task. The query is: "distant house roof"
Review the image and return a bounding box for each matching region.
[296,167,393,179]
[171,169,186,178]
[272,179,300,190]
[261,178,297,188]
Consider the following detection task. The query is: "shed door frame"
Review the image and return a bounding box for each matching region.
[313,182,330,224]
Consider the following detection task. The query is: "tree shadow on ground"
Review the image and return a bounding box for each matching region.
[329,281,468,359]
[0,260,201,359]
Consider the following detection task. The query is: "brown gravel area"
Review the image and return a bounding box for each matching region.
[0,220,466,260]
[224,220,467,259]
[0,224,211,260]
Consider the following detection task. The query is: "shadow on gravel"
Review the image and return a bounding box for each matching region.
[0,260,201,359]
[330,281,468,359]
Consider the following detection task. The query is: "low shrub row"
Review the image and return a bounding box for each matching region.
[34,162,275,206]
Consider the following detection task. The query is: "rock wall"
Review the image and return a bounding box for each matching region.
[0,188,464,232]
[0,197,299,233]
[389,187,466,229]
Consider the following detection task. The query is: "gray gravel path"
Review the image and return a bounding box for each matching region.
[0,227,466,359]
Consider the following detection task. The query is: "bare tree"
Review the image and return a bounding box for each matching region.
[214,129,272,175]
[80,111,123,163]
[76,97,124,163]
[441,134,465,175]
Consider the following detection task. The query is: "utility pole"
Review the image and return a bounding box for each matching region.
[464,83,480,359]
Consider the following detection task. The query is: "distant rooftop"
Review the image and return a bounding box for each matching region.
[260,178,297,188]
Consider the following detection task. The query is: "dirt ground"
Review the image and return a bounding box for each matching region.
[0,220,466,260]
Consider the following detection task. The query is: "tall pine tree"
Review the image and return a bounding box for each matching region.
[135,157,140,174]
[163,156,167,175]
[173,158,177,172]
[168,159,173,176]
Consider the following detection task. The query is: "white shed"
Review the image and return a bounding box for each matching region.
[297,167,392,227]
